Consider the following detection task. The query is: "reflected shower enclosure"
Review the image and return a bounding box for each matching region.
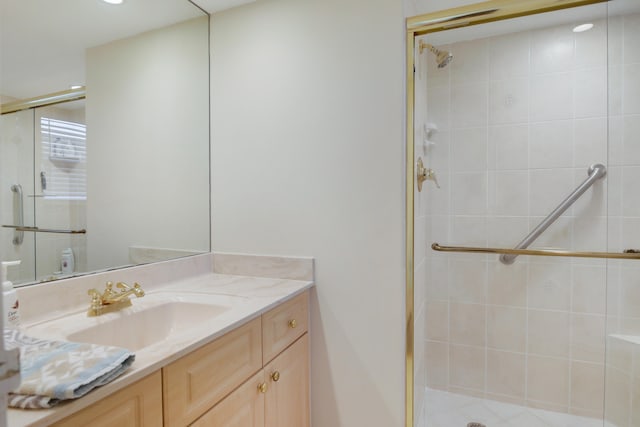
[0,100,88,284]
[408,0,640,426]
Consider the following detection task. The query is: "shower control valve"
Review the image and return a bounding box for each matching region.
[417,157,440,192]
[426,168,440,189]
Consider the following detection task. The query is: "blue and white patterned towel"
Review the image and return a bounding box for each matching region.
[4,329,135,409]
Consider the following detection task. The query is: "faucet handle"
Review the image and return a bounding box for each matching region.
[116,282,144,296]
[132,282,145,297]
[103,281,117,299]
[116,281,130,290]
[88,289,103,315]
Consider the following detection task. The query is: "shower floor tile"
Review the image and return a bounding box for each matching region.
[422,388,605,427]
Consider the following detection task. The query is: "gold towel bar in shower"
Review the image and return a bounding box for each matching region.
[2,225,86,234]
[431,243,640,261]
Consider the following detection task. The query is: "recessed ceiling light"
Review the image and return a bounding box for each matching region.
[70,85,83,90]
[102,0,124,4]
[573,23,594,33]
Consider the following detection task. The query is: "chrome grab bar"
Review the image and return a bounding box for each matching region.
[1,225,86,234]
[432,243,640,261]
[10,184,24,245]
[499,163,606,265]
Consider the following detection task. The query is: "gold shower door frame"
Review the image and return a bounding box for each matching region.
[404,1,607,426]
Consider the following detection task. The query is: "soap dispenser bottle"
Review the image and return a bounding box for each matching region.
[61,248,74,275]
[1,261,21,329]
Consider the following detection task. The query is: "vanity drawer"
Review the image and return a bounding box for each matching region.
[163,317,263,427]
[262,291,308,363]
[52,371,162,427]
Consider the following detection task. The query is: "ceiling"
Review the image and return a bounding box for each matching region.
[193,0,257,13]
[5,0,636,101]
[0,0,255,101]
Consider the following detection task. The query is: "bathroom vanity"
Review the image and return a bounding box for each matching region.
[7,253,313,427]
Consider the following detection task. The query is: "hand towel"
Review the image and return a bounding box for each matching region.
[4,329,135,409]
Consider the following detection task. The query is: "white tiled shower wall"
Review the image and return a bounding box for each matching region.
[603,12,640,427]
[415,11,640,424]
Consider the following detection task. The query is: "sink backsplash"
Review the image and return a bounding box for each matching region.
[16,254,214,325]
[16,252,314,325]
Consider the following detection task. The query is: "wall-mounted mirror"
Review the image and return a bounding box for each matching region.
[0,0,210,286]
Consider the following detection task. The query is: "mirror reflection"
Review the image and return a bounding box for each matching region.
[0,1,210,286]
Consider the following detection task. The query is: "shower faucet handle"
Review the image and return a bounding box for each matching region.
[426,168,440,189]
[417,157,441,191]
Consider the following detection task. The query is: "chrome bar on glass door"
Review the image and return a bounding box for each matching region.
[10,184,24,245]
[499,163,606,265]
[432,243,640,261]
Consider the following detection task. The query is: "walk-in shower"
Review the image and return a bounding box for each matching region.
[0,96,87,285]
[406,0,640,426]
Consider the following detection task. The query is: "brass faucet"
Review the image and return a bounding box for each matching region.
[87,281,145,316]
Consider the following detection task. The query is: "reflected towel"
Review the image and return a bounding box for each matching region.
[4,329,135,409]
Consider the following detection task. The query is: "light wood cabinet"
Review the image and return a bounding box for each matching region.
[193,333,310,427]
[264,333,310,427]
[54,291,310,427]
[163,317,263,427]
[262,292,308,364]
[51,371,162,427]
[190,370,266,427]
[191,291,310,427]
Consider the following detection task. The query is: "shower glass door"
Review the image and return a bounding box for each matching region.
[0,108,36,283]
[0,99,86,284]
[603,2,640,426]
[410,1,640,426]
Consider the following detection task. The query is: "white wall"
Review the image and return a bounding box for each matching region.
[86,17,210,271]
[210,0,406,426]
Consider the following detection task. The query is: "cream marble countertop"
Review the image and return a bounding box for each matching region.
[8,272,313,427]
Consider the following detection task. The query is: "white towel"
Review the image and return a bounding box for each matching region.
[4,329,135,409]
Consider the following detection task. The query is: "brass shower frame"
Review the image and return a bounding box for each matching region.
[404,1,607,426]
[1,87,86,115]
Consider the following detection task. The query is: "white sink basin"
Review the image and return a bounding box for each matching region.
[25,291,248,352]
[66,301,230,351]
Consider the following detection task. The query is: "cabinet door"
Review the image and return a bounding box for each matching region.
[163,317,262,427]
[191,370,265,427]
[264,333,309,427]
[52,371,162,427]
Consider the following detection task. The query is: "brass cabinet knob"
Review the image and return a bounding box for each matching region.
[258,382,268,394]
[288,319,297,329]
[271,371,281,382]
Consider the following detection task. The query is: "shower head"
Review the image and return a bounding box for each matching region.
[419,40,453,69]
